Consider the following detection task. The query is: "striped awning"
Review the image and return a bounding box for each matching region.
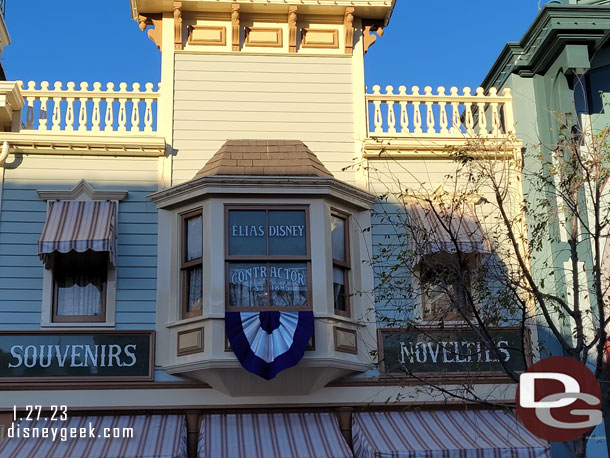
[353,411,550,458]
[408,202,491,261]
[0,415,187,458]
[198,413,351,458]
[38,200,117,265]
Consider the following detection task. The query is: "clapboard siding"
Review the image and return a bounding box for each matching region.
[0,154,158,329]
[173,53,356,184]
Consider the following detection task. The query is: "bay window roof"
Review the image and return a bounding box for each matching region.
[150,139,376,210]
[195,140,333,178]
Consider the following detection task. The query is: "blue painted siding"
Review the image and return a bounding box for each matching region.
[0,183,158,330]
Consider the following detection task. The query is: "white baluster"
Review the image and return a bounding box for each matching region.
[144,83,154,133]
[25,81,36,129]
[78,82,89,132]
[424,86,435,134]
[463,87,474,135]
[117,82,128,132]
[104,82,115,132]
[438,86,448,134]
[39,81,49,131]
[51,81,63,132]
[488,87,500,137]
[130,83,141,132]
[450,86,461,134]
[412,86,422,134]
[385,85,396,134]
[91,82,102,132]
[476,87,487,136]
[398,85,409,133]
[65,82,75,132]
[372,85,383,134]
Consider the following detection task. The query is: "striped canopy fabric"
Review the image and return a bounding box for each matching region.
[353,411,550,458]
[407,202,491,262]
[198,413,352,458]
[38,200,117,265]
[0,415,187,458]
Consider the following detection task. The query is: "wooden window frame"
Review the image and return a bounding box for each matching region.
[51,252,108,323]
[225,205,311,311]
[331,210,351,317]
[181,209,203,319]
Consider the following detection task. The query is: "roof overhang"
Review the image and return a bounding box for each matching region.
[482,5,610,89]
[149,175,378,210]
[130,0,395,26]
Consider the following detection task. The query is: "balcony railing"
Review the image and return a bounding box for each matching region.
[15,80,515,142]
[19,81,160,134]
[366,85,515,138]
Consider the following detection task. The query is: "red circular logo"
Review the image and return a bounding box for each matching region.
[516,356,602,442]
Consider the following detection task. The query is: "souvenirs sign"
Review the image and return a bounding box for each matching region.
[379,327,526,375]
[0,331,154,381]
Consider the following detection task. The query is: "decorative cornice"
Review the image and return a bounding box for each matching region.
[482,5,610,89]
[38,179,128,201]
[38,179,127,200]
[131,0,396,26]
[231,3,240,51]
[174,1,183,50]
[363,137,521,160]
[0,14,10,50]
[344,7,354,55]
[149,175,378,210]
[138,13,163,49]
[363,22,384,55]
[0,132,167,157]
[288,6,298,53]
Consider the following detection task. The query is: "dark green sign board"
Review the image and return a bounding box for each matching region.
[380,327,526,375]
[0,331,154,381]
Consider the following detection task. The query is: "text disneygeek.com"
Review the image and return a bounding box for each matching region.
[8,423,134,442]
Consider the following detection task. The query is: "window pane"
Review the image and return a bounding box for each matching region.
[228,211,267,256]
[228,263,268,306]
[268,210,307,256]
[269,263,308,306]
[586,66,610,114]
[186,265,203,312]
[331,215,346,262]
[56,275,104,316]
[185,214,202,262]
[333,265,346,311]
[54,252,106,317]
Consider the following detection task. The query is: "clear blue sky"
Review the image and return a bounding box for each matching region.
[3,0,542,90]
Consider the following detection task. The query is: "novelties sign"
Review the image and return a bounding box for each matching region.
[0,331,154,380]
[379,327,526,374]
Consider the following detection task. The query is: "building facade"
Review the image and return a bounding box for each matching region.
[0,1,551,457]
[482,1,610,456]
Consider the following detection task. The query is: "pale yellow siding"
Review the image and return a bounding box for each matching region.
[172,52,356,184]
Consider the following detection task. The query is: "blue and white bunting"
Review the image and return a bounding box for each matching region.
[225,311,314,380]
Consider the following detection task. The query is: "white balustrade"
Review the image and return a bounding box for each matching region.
[366,85,515,138]
[18,81,160,133]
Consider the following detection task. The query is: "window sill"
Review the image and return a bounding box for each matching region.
[41,322,116,329]
[314,313,365,327]
[166,315,210,329]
